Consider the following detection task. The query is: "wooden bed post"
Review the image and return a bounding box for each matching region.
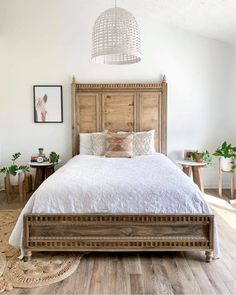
[205,250,213,262]
[71,76,77,157]
[161,75,167,155]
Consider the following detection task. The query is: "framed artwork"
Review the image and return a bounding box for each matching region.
[184,149,197,160]
[33,85,63,123]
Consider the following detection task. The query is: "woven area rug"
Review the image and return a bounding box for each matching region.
[0,210,83,293]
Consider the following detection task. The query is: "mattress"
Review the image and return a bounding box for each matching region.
[9,154,220,258]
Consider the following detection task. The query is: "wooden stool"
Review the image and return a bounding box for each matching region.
[218,165,235,199]
[29,162,56,190]
[176,160,206,193]
[4,173,32,203]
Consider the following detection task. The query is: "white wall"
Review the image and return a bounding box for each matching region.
[0,0,235,188]
[230,50,236,146]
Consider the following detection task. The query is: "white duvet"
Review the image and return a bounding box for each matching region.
[9,154,220,258]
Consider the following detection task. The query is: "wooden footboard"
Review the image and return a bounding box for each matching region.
[23,213,214,262]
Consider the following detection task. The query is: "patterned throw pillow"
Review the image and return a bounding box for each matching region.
[133,130,155,155]
[91,132,106,156]
[105,133,133,158]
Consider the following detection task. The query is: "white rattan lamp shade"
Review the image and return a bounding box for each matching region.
[92,7,141,65]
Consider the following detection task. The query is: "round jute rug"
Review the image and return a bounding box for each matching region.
[0,210,21,257]
[0,210,83,293]
[0,253,6,277]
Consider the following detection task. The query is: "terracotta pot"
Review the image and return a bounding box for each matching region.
[194,154,203,163]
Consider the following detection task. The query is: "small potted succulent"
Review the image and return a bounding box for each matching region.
[49,152,60,164]
[213,141,236,172]
[0,153,30,185]
[191,150,213,167]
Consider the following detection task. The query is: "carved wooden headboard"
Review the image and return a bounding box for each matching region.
[71,76,167,156]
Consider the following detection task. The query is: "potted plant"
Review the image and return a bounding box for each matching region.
[0,153,30,185]
[191,150,213,167]
[213,141,236,172]
[49,152,60,164]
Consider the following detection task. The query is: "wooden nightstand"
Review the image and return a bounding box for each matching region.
[29,161,59,190]
[176,160,206,193]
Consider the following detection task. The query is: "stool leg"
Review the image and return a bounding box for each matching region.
[18,172,22,202]
[231,172,235,199]
[219,168,223,198]
[45,166,54,178]
[5,174,12,203]
[192,167,204,193]
[18,172,25,203]
[183,165,192,177]
[34,167,43,190]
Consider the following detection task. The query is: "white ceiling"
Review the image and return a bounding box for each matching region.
[111,0,236,45]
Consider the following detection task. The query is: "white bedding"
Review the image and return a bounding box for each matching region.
[9,154,220,258]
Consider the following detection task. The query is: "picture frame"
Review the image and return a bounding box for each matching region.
[184,149,197,160]
[33,85,63,123]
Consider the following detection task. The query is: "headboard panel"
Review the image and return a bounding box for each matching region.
[71,77,167,156]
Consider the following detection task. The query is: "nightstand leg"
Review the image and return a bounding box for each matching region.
[34,167,44,190]
[183,165,192,177]
[45,166,54,178]
[192,167,204,193]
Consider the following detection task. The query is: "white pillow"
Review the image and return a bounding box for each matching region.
[79,133,93,155]
[133,130,156,155]
[91,132,106,156]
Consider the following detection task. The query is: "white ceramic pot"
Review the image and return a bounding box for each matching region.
[220,157,233,172]
[9,170,25,186]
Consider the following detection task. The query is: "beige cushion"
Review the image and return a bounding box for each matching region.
[91,133,106,156]
[105,133,133,158]
[118,130,155,155]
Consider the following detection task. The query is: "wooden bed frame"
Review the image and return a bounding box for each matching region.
[23,76,214,262]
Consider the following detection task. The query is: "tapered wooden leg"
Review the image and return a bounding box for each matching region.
[5,173,12,203]
[18,172,25,203]
[45,166,55,178]
[218,161,222,197]
[24,250,32,262]
[34,167,44,190]
[192,167,204,193]
[182,165,192,177]
[205,250,213,263]
[231,172,235,199]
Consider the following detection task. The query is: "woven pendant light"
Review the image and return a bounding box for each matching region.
[91,0,141,65]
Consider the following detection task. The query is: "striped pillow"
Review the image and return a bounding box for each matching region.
[105,133,133,158]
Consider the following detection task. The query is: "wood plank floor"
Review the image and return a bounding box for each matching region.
[1,189,236,295]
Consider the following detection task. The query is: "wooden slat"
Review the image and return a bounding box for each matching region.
[139,92,161,152]
[102,92,136,132]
